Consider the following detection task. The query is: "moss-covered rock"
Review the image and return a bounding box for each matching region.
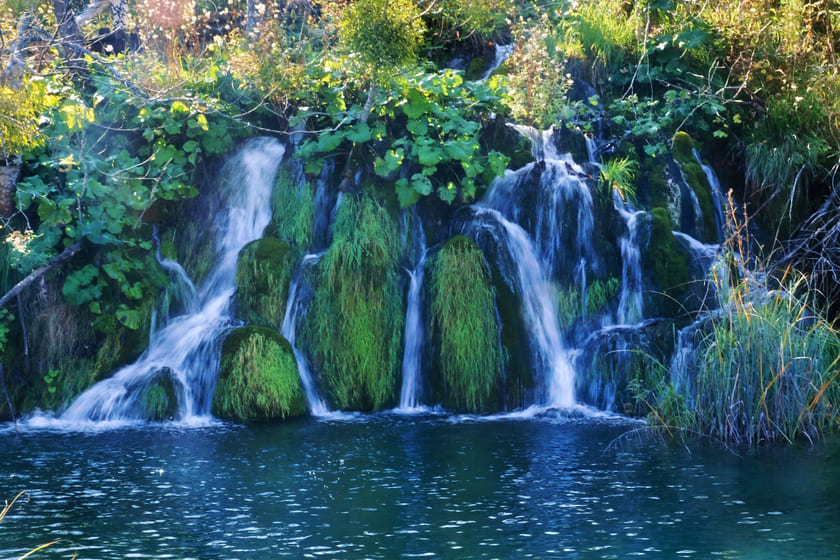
[234,237,296,329]
[427,235,504,412]
[641,207,691,317]
[136,368,180,421]
[213,326,306,420]
[671,132,718,244]
[301,193,404,411]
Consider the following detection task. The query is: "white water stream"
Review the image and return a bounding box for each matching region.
[62,138,285,422]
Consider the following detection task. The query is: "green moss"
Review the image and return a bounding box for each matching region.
[235,237,296,329]
[557,286,583,329]
[213,326,306,420]
[641,157,670,211]
[587,276,620,315]
[269,164,315,249]
[642,207,690,317]
[671,132,717,243]
[301,194,404,411]
[427,235,503,412]
[137,369,180,421]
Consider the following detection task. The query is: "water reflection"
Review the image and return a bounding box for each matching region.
[1,417,839,559]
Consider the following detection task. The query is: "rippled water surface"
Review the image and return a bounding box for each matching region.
[2,414,839,559]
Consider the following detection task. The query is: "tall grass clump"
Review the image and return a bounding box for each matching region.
[301,193,404,411]
[571,0,640,70]
[648,203,840,445]
[213,326,306,420]
[427,236,504,412]
[269,164,315,250]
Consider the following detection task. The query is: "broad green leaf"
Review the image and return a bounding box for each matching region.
[411,173,433,196]
[395,178,421,207]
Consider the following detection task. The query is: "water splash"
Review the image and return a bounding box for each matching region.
[62,138,285,423]
[280,253,330,416]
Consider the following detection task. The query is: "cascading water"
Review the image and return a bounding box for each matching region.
[465,207,576,408]
[460,127,601,409]
[280,253,329,416]
[694,148,726,241]
[614,192,645,325]
[398,228,427,411]
[62,138,285,423]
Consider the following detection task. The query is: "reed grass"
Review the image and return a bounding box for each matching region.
[427,236,503,412]
[1,491,72,559]
[302,193,404,411]
[647,198,840,444]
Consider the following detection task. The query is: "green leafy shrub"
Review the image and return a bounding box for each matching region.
[301,193,404,411]
[214,326,306,420]
[297,68,508,206]
[337,0,426,76]
[427,235,503,412]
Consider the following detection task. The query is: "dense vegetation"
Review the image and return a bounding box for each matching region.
[1,0,839,444]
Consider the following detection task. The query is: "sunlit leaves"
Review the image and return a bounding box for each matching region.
[299,68,508,207]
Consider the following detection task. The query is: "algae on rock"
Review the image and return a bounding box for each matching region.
[213,326,306,420]
[427,235,504,412]
[301,193,405,411]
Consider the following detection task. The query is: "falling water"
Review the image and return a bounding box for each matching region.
[280,253,329,416]
[480,43,515,81]
[694,148,726,241]
[465,206,576,409]
[62,138,285,423]
[614,192,645,325]
[398,230,427,411]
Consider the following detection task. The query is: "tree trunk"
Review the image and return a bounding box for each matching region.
[50,0,87,78]
[0,158,20,219]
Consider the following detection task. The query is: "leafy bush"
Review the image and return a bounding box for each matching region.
[297,68,508,206]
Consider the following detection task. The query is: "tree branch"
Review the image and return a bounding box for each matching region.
[0,242,84,309]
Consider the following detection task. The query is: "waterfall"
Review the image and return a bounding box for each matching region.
[693,148,726,241]
[464,206,576,409]
[480,43,514,81]
[614,192,645,325]
[398,230,427,411]
[280,253,329,416]
[62,138,285,423]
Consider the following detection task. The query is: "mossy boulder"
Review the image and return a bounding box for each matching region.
[641,207,691,317]
[234,237,296,329]
[301,193,404,411]
[136,368,181,421]
[213,326,306,420]
[426,235,504,412]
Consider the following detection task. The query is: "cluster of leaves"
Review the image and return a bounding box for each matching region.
[297,68,509,206]
[11,67,247,329]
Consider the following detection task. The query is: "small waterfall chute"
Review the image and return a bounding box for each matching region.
[280,253,330,416]
[398,223,428,412]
